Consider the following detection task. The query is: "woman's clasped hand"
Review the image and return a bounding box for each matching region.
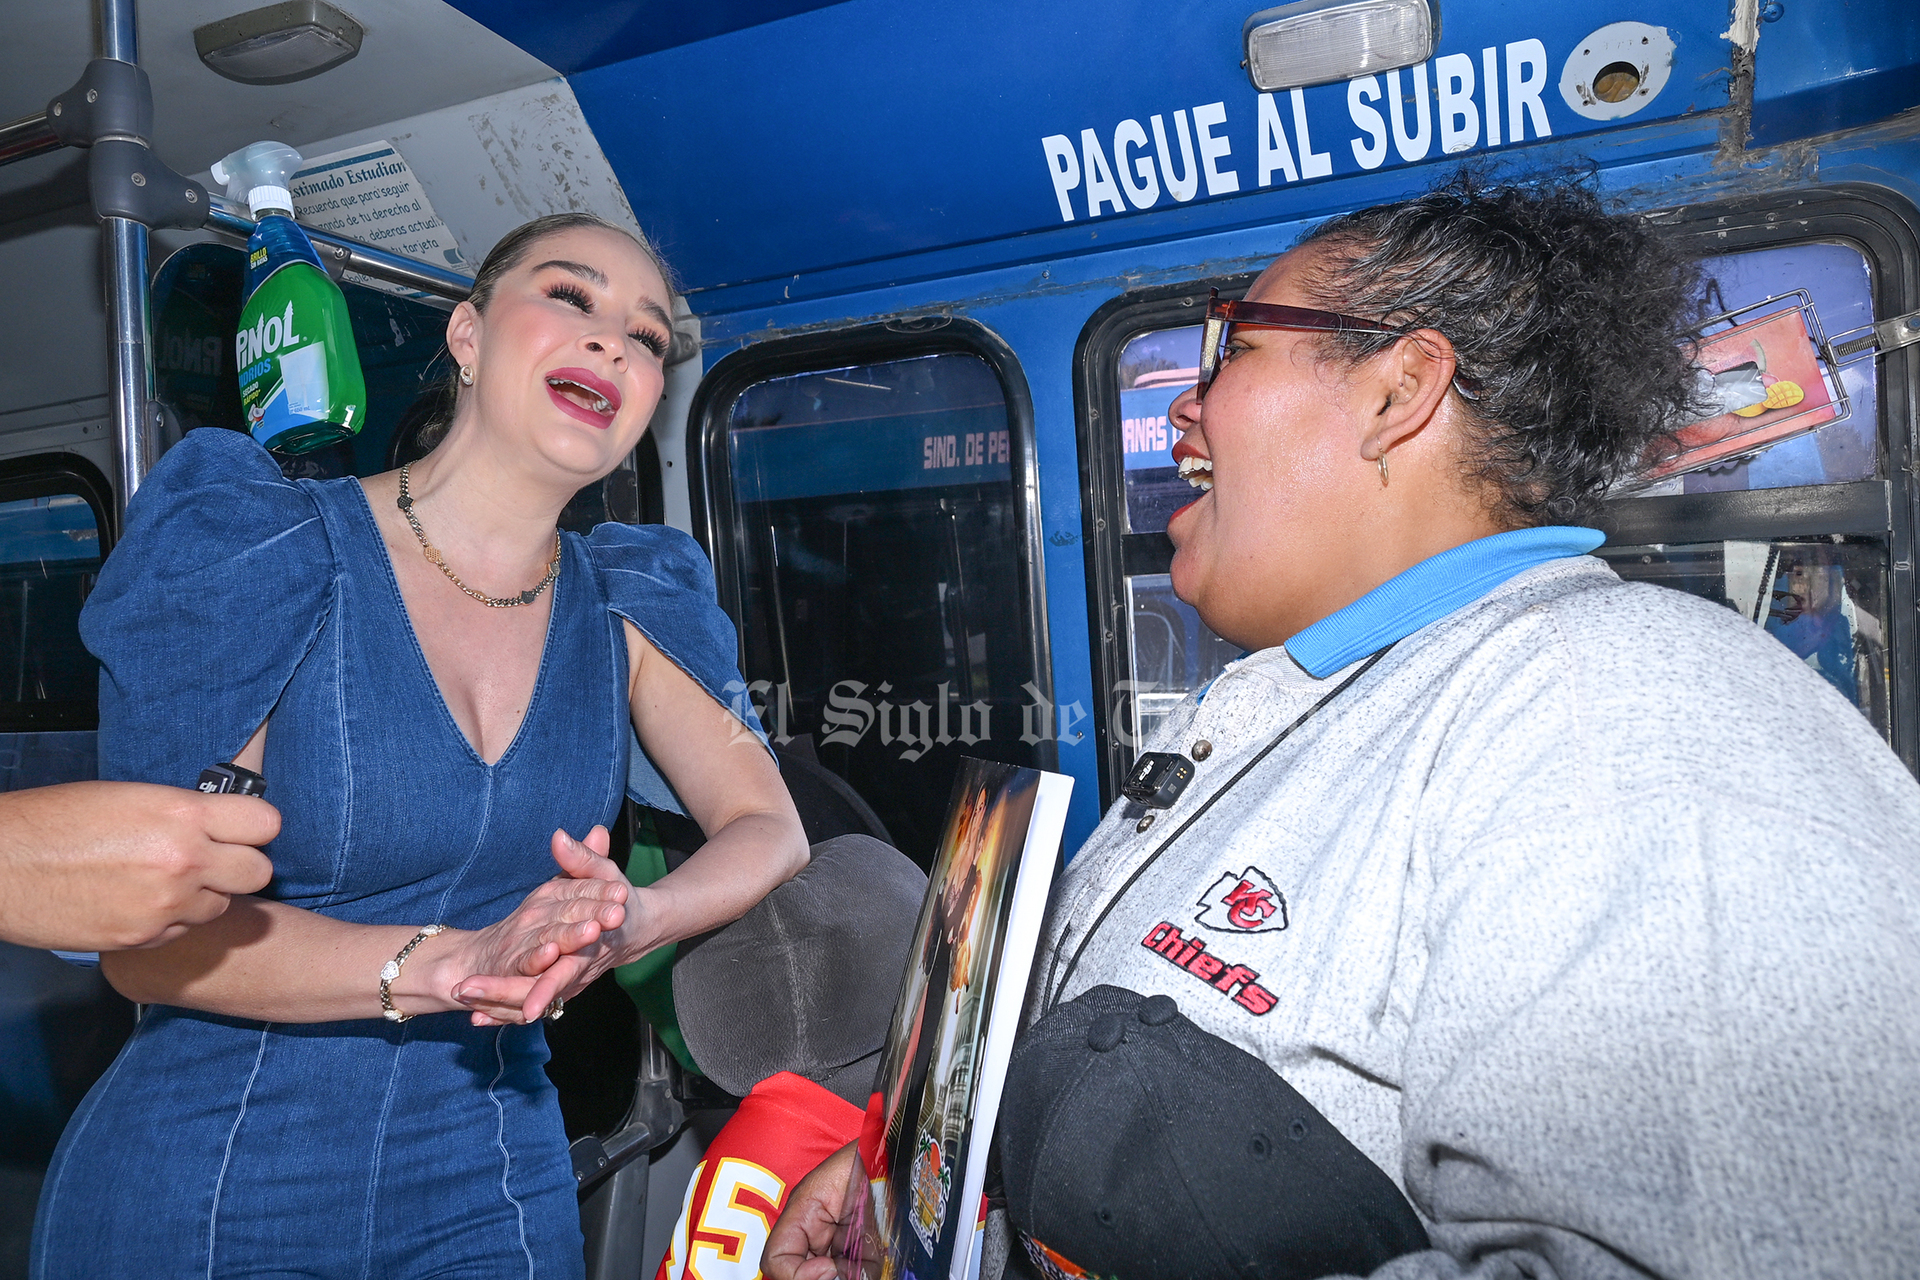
[451,824,634,1026]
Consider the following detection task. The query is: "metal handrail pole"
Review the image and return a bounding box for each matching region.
[0,113,62,169]
[205,194,474,302]
[104,217,153,507]
[101,0,137,64]
[99,0,151,507]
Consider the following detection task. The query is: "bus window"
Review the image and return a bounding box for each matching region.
[1117,327,1203,532]
[1612,241,1894,738]
[1078,282,1247,803]
[1113,326,1238,748]
[0,466,108,748]
[1626,241,1879,497]
[701,341,1048,868]
[1597,537,1891,737]
[1603,241,1893,739]
[1603,198,1917,768]
[1124,573,1239,748]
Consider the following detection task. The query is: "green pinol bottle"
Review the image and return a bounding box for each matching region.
[211,141,366,455]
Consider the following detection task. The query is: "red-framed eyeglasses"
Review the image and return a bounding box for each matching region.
[1195,287,1395,401]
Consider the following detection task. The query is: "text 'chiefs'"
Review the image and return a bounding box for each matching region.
[1141,922,1277,1014]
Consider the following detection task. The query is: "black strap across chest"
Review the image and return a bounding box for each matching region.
[1042,645,1394,1014]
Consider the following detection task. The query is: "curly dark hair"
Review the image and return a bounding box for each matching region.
[1296,172,1705,526]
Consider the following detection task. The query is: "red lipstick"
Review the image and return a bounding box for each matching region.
[544,367,621,429]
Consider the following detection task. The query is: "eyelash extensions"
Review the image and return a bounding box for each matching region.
[542,281,669,358]
[545,281,591,310]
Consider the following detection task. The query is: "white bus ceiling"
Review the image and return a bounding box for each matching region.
[0,1,648,485]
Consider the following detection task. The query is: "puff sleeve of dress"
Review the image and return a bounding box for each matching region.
[580,521,770,813]
[81,428,333,788]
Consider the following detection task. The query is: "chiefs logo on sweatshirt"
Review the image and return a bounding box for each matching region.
[1194,866,1288,934]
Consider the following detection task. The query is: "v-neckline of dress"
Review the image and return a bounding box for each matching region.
[349,478,562,770]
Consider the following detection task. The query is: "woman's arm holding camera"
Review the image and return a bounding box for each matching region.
[100,714,628,1025]
[0,781,279,951]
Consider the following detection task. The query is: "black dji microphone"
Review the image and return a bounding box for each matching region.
[1120,751,1194,809]
[196,762,267,797]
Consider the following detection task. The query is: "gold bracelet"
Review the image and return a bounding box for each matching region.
[379,924,446,1023]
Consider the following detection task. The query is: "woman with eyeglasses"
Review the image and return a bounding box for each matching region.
[767,175,1920,1280]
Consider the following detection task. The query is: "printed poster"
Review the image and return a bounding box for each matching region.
[837,758,1071,1280]
[1647,306,1843,481]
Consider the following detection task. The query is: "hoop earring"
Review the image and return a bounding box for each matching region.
[459,365,474,386]
[1378,450,1390,486]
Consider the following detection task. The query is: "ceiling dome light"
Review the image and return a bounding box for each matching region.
[1243,0,1436,92]
[195,1,365,86]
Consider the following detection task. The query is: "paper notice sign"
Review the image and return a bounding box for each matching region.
[289,141,466,297]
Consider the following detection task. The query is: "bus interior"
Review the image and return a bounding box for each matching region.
[4,0,1919,1274]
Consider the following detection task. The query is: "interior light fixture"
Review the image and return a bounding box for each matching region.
[195,1,365,86]
[1243,0,1436,92]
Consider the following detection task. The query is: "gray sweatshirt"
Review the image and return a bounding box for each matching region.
[1026,556,1920,1279]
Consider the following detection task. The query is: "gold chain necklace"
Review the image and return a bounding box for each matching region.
[396,464,561,608]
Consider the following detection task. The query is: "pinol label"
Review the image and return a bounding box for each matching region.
[236,300,304,369]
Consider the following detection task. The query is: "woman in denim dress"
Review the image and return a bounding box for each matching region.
[33,214,809,1279]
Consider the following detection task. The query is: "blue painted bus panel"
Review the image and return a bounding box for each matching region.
[1748,3,1920,148]
[686,123,1920,852]
[663,109,1725,319]
[568,0,1733,295]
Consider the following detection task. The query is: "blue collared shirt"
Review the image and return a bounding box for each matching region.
[1284,526,1607,679]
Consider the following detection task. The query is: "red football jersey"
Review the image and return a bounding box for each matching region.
[656,1071,867,1280]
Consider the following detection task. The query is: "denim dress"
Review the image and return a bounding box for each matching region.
[32,428,760,1279]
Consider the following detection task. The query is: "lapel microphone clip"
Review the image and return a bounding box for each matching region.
[1120,752,1194,809]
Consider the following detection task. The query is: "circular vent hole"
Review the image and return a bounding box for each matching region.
[1594,62,1642,102]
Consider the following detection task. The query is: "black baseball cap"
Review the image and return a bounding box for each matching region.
[999,986,1429,1280]
[674,833,928,1106]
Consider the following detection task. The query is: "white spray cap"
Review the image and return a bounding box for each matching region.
[210,140,304,217]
